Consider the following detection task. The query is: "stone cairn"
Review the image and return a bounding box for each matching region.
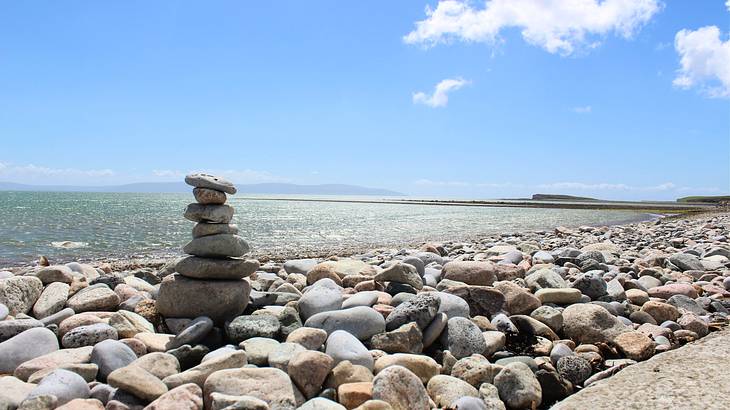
[156,173,258,324]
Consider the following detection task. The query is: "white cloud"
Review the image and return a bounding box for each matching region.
[152,169,184,178]
[404,0,662,55]
[152,168,288,183]
[415,179,522,188]
[415,180,701,192]
[415,179,471,187]
[573,105,592,113]
[0,162,115,180]
[536,181,678,191]
[413,77,470,107]
[673,25,730,98]
[726,0,730,11]
[655,41,671,51]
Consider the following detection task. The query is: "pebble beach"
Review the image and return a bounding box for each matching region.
[0,174,728,410]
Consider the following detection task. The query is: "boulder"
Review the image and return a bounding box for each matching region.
[0,276,43,315]
[442,262,497,286]
[371,365,429,410]
[494,362,542,409]
[0,328,59,374]
[562,304,629,344]
[156,274,251,323]
[305,306,385,341]
[203,368,298,409]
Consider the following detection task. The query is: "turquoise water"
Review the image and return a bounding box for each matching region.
[0,191,649,266]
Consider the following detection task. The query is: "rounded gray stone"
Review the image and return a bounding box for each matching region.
[305,306,385,341]
[325,330,373,370]
[402,256,425,276]
[283,259,319,274]
[571,271,608,300]
[175,256,258,280]
[374,262,423,290]
[66,285,120,313]
[184,203,234,224]
[525,268,567,291]
[156,274,251,323]
[241,337,280,366]
[562,304,629,344]
[0,276,44,315]
[25,368,90,406]
[192,222,238,238]
[62,323,119,348]
[441,317,488,359]
[167,316,214,349]
[298,282,343,321]
[557,356,593,386]
[550,343,574,366]
[268,342,306,372]
[35,265,74,285]
[422,312,448,348]
[386,292,440,331]
[193,187,227,205]
[494,362,542,409]
[451,396,491,410]
[227,315,281,343]
[372,365,430,410]
[436,291,470,319]
[530,305,564,333]
[184,173,237,194]
[33,282,70,319]
[40,307,75,326]
[0,318,44,342]
[90,339,137,382]
[0,327,59,374]
[341,292,379,309]
[183,234,250,258]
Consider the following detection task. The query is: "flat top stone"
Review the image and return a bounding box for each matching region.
[185,173,237,194]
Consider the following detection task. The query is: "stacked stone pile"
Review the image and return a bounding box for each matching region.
[156,174,258,324]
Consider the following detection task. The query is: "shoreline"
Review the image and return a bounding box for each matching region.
[1,209,721,274]
[238,195,716,212]
[0,210,658,272]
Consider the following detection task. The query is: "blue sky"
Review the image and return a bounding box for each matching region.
[0,0,728,200]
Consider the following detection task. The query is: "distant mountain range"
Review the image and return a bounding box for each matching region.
[0,181,405,196]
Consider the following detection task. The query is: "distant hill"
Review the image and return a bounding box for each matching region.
[0,181,405,197]
[531,194,598,201]
[677,195,730,204]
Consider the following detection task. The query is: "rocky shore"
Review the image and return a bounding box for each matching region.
[0,174,728,410]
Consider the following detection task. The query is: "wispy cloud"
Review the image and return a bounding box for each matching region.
[404,0,662,56]
[673,25,730,98]
[414,179,722,194]
[152,169,183,178]
[0,162,115,180]
[536,181,680,191]
[415,179,471,187]
[573,105,592,114]
[413,77,470,108]
[415,179,522,188]
[655,41,671,51]
[152,168,289,183]
[536,182,723,193]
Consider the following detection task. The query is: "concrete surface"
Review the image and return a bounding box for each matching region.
[552,329,730,410]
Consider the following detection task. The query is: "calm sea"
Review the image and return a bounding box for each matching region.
[0,191,650,266]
